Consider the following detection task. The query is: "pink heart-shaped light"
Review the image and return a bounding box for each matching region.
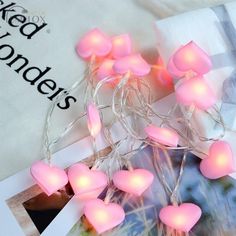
[113,53,151,76]
[156,57,173,86]
[175,77,216,110]
[87,102,102,138]
[159,203,202,232]
[200,141,236,179]
[30,161,68,196]
[68,163,108,199]
[111,34,132,59]
[84,199,125,234]
[97,59,115,81]
[113,169,154,196]
[145,125,179,147]
[76,28,112,59]
[168,41,212,77]
[167,53,186,78]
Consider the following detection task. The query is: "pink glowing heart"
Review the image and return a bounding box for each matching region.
[111,34,132,59]
[168,41,212,76]
[175,77,216,110]
[167,54,186,78]
[113,169,154,196]
[97,59,115,80]
[87,102,102,138]
[200,141,236,179]
[113,53,151,76]
[145,125,179,147]
[30,161,68,196]
[84,199,125,234]
[156,57,173,86]
[76,28,112,59]
[159,203,202,232]
[68,163,108,199]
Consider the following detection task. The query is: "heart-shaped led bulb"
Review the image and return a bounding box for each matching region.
[155,57,173,86]
[168,41,212,77]
[30,161,68,196]
[76,28,112,59]
[87,102,102,138]
[97,59,115,81]
[168,54,186,77]
[200,141,236,179]
[111,34,132,59]
[113,53,151,76]
[84,199,125,234]
[145,125,179,147]
[175,77,216,110]
[113,169,154,196]
[68,163,108,199]
[159,203,202,232]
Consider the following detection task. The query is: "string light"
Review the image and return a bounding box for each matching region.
[30,161,68,196]
[113,53,151,76]
[68,163,108,199]
[159,203,202,232]
[113,169,154,196]
[30,27,236,234]
[154,57,173,86]
[168,41,212,77]
[97,59,115,81]
[76,28,112,59]
[87,102,102,138]
[111,34,132,59]
[145,125,179,147]
[175,77,216,110]
[84,199,125,234]
[200,141,236,179]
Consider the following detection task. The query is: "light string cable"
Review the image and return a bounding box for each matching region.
[98,68,234,209]
[42,57,107,164]
[92,68,193,201]
[92,61,234,210]
[92,70,193,208]
[42,49,233,235]
[92,69,187,150]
